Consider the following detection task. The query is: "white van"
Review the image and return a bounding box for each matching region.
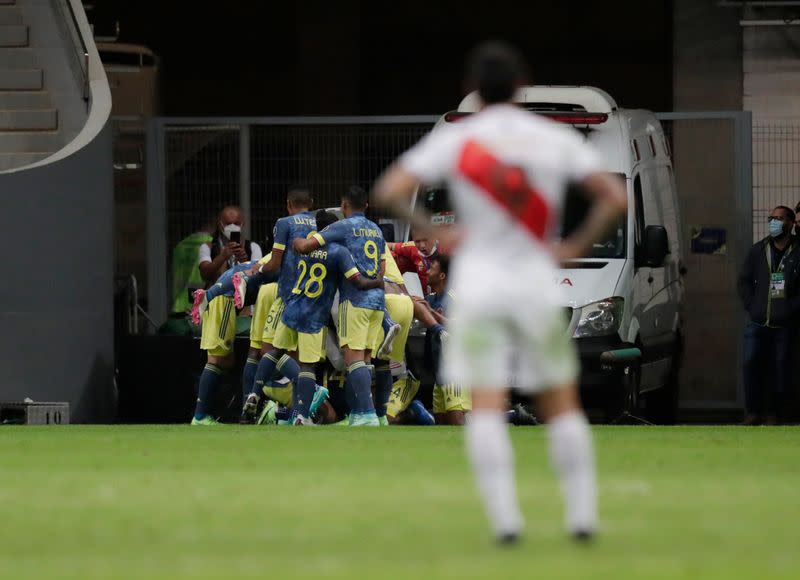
[404,86,685,423]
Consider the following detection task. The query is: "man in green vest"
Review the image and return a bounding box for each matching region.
[172,219,215,314]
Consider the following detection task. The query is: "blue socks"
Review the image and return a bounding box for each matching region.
[242,357,259,399]
[252,351,301,398]
[382,308,397,334]
[374,362,393,418]
[253,352,280,396]
[195,363,223,420]
[346,361,375,414]
[293,371,317,420]
[276,354,300,384]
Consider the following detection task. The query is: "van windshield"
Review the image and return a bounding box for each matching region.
[416,179,626,260]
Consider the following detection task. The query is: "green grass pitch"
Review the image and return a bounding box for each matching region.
[0,425,798,579]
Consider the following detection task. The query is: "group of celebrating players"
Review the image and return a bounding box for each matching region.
[186,40,631,544]
[189,185,466,427]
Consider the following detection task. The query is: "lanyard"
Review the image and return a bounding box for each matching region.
[765,242,793,273]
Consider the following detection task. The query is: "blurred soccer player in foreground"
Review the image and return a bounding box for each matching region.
[373,42,627,543]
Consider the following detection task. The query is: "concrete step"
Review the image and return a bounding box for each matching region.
[0,90,51,107]
[0,6,23,25]
[0,151,53,171]
[0,108,57,130]
[0,130,61,152]
[0,48,38,68]
[0,68,42,90]
[0,24,27,47]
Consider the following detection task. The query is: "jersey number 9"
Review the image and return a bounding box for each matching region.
[364,240,379,277]
[292,262,327,298]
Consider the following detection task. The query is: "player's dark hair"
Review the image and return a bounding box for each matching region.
[466,41,526,104]
[287,187,313,209]
[342,185,368,211]
[775,205,796,223]
[315,209,338,231]
[433,254,449,277]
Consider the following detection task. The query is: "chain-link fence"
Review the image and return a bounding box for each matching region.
[146,116,437,325]
[753,123,800,240]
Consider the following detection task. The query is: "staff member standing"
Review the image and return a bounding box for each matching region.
[737,205,800,425]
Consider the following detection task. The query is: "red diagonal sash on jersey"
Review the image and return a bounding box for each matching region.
[457,139,550,240]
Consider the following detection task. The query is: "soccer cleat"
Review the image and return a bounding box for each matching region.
[232,271,248,310]
[408,400,435,426]
[292,415,316,426]
[256,400,278,425]
[496,532,521,546]
[332,416,351,426]
[309,385,330,417]
[571,529,595,544]
[376,323,402,359]
[349,412,380,427]
[378,415,389,426]
[190,289,208,326]
[191,415,221,426]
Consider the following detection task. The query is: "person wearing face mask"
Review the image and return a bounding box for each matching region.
[737,205,800,425]
[198,205,263,286]
[388,229,438,293]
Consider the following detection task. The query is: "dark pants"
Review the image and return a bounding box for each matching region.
[743,322,796,417]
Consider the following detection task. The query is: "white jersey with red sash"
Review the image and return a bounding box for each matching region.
[398,103,603,390]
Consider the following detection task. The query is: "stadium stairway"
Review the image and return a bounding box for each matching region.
[0,0,62,171]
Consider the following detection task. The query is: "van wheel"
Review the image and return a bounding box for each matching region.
[644,336,683,424]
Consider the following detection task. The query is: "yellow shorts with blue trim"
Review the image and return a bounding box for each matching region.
[261,296,285,344]
[432,384,472,414]
[386,375,421,418]
[200,296,236,356]
[262,382,293,407]
[250,282,279,349]
[272,320,326,364]
[338,300,383,351]
[377,294,414,362]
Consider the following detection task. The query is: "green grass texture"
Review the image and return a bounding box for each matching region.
[0,425,798,579]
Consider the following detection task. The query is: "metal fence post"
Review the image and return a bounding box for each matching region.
[239,124,251,238]
[146,117,168,329]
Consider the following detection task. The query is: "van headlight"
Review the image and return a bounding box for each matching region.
[572,297,624,338]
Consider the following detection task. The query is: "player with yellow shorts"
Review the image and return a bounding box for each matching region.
[293,190,388,426]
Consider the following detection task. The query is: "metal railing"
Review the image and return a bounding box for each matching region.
[54,0,90,109]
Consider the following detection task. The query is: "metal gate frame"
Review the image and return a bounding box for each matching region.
[145,115,439,327]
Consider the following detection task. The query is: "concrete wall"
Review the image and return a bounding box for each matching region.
[673,0,744,407]
[0,0,114,422]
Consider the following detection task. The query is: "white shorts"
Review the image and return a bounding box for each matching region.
[443,264,577,392]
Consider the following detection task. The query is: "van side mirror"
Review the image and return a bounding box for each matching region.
[641,225,669,268]
[380,223,396,244]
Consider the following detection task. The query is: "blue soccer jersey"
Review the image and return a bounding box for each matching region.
[208,260,256,298]
[281,243,359,334]
[273,211,316,301]
[312,212,385,310]
[425,288,454,316]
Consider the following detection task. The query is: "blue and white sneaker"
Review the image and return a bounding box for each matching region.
[309,385,330,417]
[349,412,380,427]
[408,400,435,426]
